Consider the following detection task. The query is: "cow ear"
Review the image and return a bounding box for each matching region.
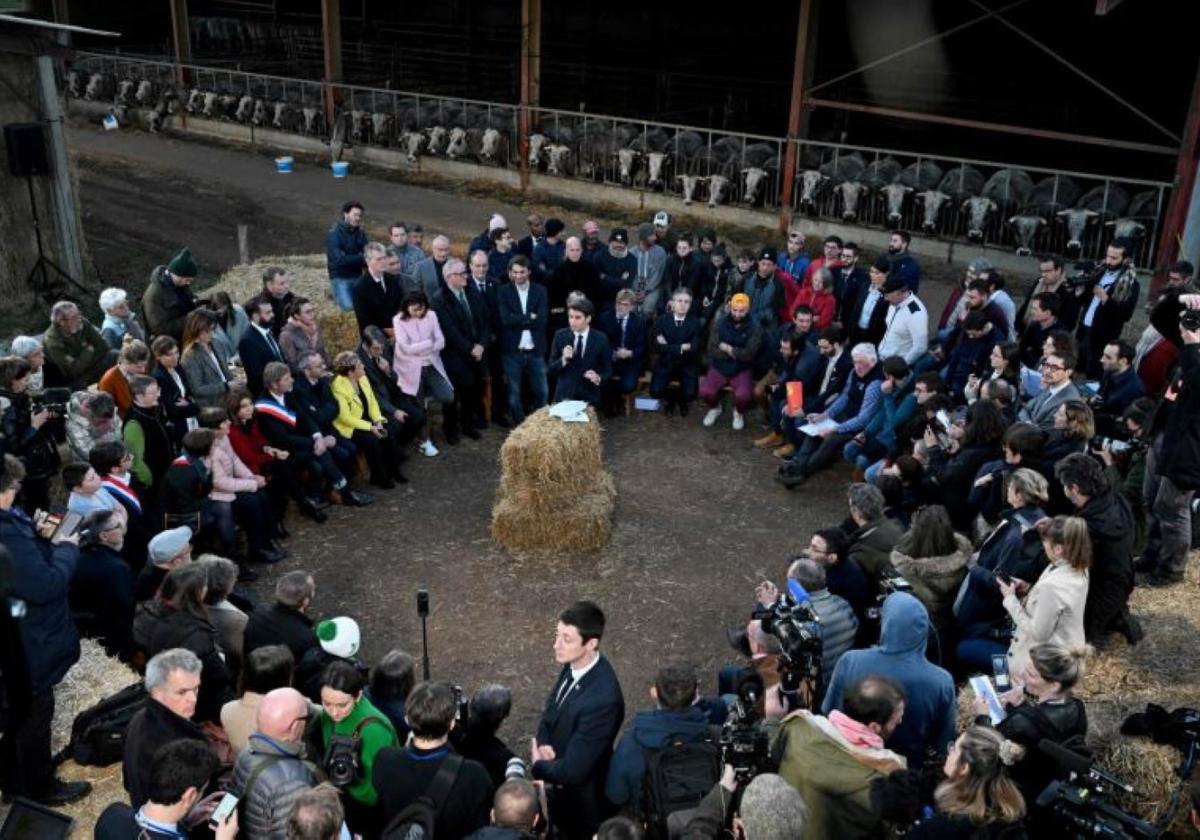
[961,200,972,211]
[1056,209,1069,217]
[1084,210,1099,219]
[904,186,914,194]
[675,175,685,182]
[697,176,710,183]
[741,167,751,174]
[1103,220,1115,227]
[1008,216,1018,224]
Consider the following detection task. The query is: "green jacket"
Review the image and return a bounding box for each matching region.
[318,695,397,806]
[142,267,198,341]
[42,321,112,389]
[776,711,906,840]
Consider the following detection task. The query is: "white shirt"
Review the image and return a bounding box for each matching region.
[819,349,843,395]
[857,288,882,329]
[166,368,200,431]
[878,293,929,365]
[1082,270,1120,328]
[571,328,590,357]
[516,284,534,350]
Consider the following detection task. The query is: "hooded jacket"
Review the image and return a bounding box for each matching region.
[821,593,956,769]
[890,532,973,631]
[604,706,711,807]
[1075,488,1135,639]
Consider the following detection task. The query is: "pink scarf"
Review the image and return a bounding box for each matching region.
[828,710,884,749]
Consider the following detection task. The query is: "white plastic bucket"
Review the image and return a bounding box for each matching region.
[274,156,294,174]
[331,161,349,178]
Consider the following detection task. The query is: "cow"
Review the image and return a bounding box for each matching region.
[879,160,942,226]
[479,128,509,166]
[672,130,706,160]
[742,163,777,206]
[615,148,641,185]
[1024,175,1082,216]
[66,70,83,98]
[371,112,394,146]
[399,130,426,163]
[1007,215,1047,256]
[578,131,619,180]
[425,125,449,155]
[135,79,155,106]
[645,152,671,190]
[235,94,255,123]
[677,174,706,205]
[186,88,205,113]
[446,126,470,159]
[218,93,240,120]
[302,105,323,136]
[202,91,220,118]
[963,168,1032,242]
[628,126,670,154]
[528,133,548,169]
[708,172,737,207]
[937,165,985,201]
[148,92,175,133]
[798,169,828,212]
[1058,184,1130,255]
[545,144,573,176]
[916,191,952,234]
[116,79,135,106]
[864,157,908,224]
[84,73,106,101]
[250,98,268,127]
[836,181,870,220]
[1105,189,1159,243]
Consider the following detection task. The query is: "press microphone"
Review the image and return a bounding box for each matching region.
[787,579,813,605]
[1038,739,1134,794]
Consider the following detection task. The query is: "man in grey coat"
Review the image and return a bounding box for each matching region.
[231,687,321,837]
[1018,347,1081,431]
[412,234,453,299]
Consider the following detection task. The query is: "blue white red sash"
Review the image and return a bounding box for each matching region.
[254,398,297,427]
[171,456,190,467]
[101,475,141,514]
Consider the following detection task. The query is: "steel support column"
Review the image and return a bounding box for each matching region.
[168,0,190,89]
[518,0,541,191]
[1153,57,1200,290]
[779,0,816,232]
[321,0,343,134]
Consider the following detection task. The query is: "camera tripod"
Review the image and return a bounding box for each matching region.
[24,175,88,301]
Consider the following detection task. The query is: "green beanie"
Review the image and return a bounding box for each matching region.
[167,247,198,278]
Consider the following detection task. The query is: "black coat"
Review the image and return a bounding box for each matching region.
[70,544,134,660]
[256,392,322,454]
[547,259,602,316]
[653,315,702,369]
[532,656,625,840]
[847,284,889,347]
[658,254,712,319]
[498,282,550,357]
[237,326,286,396]
[1077,489,1135,639]
[152,367,199,445]
[132,600,232,724]
[549,328,613,406]
[243,601,318,666]
[353,272,404,339]
[292,375,340,434]
[122,697,207,808]
[432,286,493,387]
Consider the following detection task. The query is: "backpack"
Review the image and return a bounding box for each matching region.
[641,736,722,839]
[55,681,148,766]
[381,753,463,840]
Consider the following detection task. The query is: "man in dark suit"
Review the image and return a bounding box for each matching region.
[497,256,549,424]
[549,299,612,407]
[432,257,492,441]
[353,242,404,340]
[237,294,286,396]
[413,235,453,299]
[468,248,510,427]
[515,213,545,260]
[649,287,702,415]
[808,325,852,415]
[532,601,625,840]
[846,256,890,348]
[596,289,646,416]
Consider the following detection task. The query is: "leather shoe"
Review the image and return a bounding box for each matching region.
[678,402,690,417]
[774,465,808,489]
[237,566,261,582]
[36,779,92,807]
[342,489,374,507]
[463,427,482,440]
[299,498,328,523]
[269,540,290,557]
[664,400,677,417]
[254,548,287,565]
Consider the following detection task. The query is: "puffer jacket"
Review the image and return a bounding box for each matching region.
[65,390,123,460]
[889,533,973,632]
[232,734,322,839]
[209,434,258,503]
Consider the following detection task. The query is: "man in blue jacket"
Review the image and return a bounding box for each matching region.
[0,454,91,806]
[605,663,711,813]
[325,201,368,311]
[821,592,955,770]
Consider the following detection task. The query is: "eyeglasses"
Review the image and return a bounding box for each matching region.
[1039,362,1066,372]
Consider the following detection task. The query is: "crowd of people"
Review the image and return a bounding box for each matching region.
[2,196,1200,840]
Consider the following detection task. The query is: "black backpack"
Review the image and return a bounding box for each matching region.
[55,682,148,766]
[381,753,463,840]
[641,736,722,839]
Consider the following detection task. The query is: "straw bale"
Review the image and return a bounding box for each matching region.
[321,309,364,356]
[210,254,331,310]
[492,488,614,553]
[499,406,605,489]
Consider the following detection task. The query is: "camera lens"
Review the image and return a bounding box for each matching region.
[505,757,528,780]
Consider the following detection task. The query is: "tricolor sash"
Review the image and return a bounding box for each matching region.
[255,398,297,427]
[101,475,141,514]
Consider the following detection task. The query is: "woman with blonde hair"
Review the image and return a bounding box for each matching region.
[1000,516,1090,676]
[909,725,1025,837]
[330,350,406,488]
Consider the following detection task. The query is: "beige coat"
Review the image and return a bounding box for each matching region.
[1003,561,1088,674]
[889,533,973,628]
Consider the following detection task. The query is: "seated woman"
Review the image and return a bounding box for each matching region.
[198,555,248,682]
[889,504,971,640]
[392,290,454,457]
[973,642,1089,807]
[67,389,122,461]
[330,351,406,489]
[907,726,1026,839]
[98,339,151,420]
[132,563,233,723]
[969,422,1045,526]
[160,427,212,534]
[73,508,135,660]
[963,341,1021,405]
[221,643,296,754]
[225,387,321,525]
[315,660,398,836]
[179,309,237,409]
[923,398,1008,531]
[278,296,331,371]
[209,290,249,364]
[151,335,200,443]
[1043,400,1094,515]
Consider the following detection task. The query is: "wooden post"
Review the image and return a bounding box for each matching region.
[321,0,343,136]
[237,224,250,265]
[1152,56,1200,294]
[518,0,541,191]
[779,0,816,234]
[168,0,191,90]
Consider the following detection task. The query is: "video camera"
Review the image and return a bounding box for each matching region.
[1090,435,1146,457]
[717,668,773,785]
[1064,260,1106,292]
[31,387,71,415]
[1036,739,1162,839]
[759,587,823,713]
[866,575,913,621]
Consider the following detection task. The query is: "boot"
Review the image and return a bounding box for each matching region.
[755,431,784,449]
[773,443,795,459]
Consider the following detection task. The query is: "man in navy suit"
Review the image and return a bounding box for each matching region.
[596,289,646,416]
[237,294,286,396]
[432,257,492,442]
[649,288,702,415]
[497,255,549,424]
[549,299,612,407]
[467,248,510,427]
[532,601,625,840]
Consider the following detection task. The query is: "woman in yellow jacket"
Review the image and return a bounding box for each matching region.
[331,351,407,489]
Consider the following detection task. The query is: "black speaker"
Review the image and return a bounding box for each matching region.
[4,122,51,177]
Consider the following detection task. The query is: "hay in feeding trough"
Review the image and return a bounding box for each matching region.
[492,406,615,552]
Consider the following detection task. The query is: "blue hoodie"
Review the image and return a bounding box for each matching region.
[604,706,711,807]
[821,593,956,769]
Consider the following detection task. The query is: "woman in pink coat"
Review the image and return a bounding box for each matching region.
[392,290,455,456]
[199,407,285,572]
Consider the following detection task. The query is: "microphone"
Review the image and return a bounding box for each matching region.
[787,579,812,605]
[1038,739,1134,794]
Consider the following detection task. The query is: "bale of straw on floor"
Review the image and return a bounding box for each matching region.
[492,406,615,552]
[321,309,363,356]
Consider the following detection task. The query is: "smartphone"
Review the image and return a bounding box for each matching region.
[208,792,239,828]
[991,654,1011,692]
[935,409,953,430]
[416,588,430,617]
[51,511,82,544]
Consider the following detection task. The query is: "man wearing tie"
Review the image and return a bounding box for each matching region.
[1018,347,1081,431]
[531,601,625,840]
[431,258,492,441]
[237,295,286,396]
[353,242,404,340]
[549,299,612,407]
[468,248,510,427]
[649,288,702,416]
[596,289,646,416]
[497,255,549,424]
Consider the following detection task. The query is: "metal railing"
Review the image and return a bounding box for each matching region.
[68,50,1172,266]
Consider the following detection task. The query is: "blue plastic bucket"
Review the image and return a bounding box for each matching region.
[331,161,349,178]
[274,156,294,174]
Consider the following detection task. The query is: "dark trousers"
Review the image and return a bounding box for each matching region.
[392,393,427,444]
[444,376,483,435]
[209,491,275,561]
[1,687,54,798]
[347,428,403,485]
[486,347,508,422]
[786,431,852,477]
[650,361,698,403]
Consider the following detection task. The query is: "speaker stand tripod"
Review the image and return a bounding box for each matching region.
[24,175,88,299]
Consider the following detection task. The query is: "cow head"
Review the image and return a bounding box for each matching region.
[202,91,219,117]
[545,144,572,175]
[615,148,641,185]
[186,88,204,113]
[135,79,154,106]
[67,71,82,98]
[963,197,998,241]
[235,95,254,123]
[480,128,502,162]
[1007,215,1046,256]
[372,112,393,144]
[349,110,369,142]
[646,152,669,189]
[400,131,426,163]
[742,167,770,204]
[528,133,547,167]
[676,174,706,205]
[273,101,288,129]
[880,183,913,225]
[917,190,950,234]
[302,106,320,136]
[251,99,268,126]
[445,127,468,159]
[799,170,827,211]
[425,125,448,155]
[1056,208,1100,254]
[85,73,104,100]
[117,79,135,105]
[836,181,868,220]
[1106,217,1146,242]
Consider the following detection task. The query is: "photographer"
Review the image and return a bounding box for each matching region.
[0,356,62,513]
[1137,290,1200,586]
[1096,398,1154,557]
[682,770,807,840]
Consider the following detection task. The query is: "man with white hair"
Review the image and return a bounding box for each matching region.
[41,300,116,389]
[98,287,145,349]
[415,234,454,299]
[432,257,492,441]
[778,342,884,488]
[469,213,508,255]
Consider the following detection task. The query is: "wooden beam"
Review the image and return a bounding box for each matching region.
[779,0,816,233]
[321,0,343,134]
[168,0,191,89]
[1153,57,1200,288]
[518,0,541,191]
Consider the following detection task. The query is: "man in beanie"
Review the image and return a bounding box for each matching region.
[133,525,193,603]
[700,293,762,431]
[297,616,364,702]
[143,248,200,341]
[594,228,637,314]
[532,218,566,284]
[633,222,667,318]
[742,247,790,330]
[41,300,116,390]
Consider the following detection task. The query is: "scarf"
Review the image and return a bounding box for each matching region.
[828,710,884,749]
